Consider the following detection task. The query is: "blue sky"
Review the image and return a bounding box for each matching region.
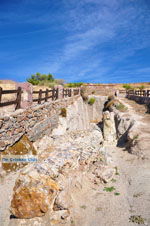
[0,0,150,83]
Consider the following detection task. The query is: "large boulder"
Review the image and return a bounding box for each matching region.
[11,169,60,218]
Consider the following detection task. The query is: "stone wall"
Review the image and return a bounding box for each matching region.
[0,96,78,151]
[0,96,106,151]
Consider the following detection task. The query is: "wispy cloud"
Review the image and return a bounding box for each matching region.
[0,0,150,82]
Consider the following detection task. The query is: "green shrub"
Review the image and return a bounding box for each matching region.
[60,108,67,117]
[114,192,120,196]
[116,103,128,112]
[48,82,57,88]
[138,85,145,90]
[88,97,96,105]
[65,82,83,88]
[27,72,55,85]
[103,186,116,192]
[123,84,133,90]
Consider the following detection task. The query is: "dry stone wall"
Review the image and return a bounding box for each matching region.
[0,96,78,151]
[0,96,107,151]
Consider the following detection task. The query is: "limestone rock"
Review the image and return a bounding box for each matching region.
[50,209,70,221]
[103,111,116,143]
[99,166,115,183]
[11,172,60,218]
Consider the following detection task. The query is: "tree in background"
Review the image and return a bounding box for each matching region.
[27,73,54,85]
[138,85,145,90]
[122,84,133,90]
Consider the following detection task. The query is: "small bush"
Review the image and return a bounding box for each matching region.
[114,192,120,196]
[88,97,96,105]
[123,84,133,90]
[115,103,128,112]
[60,108,67,117]
[138,85,145,90]
[103,186,116,192]
[65,82,83,88]
[133,135,139,140]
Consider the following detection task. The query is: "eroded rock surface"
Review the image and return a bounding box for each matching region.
[10,124,108,221]
[103,111,116,144]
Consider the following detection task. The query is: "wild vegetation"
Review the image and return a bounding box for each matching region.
[122,84,133,90]
[123,84,146,90]
[138,85,145,90]
[27,72,64,87]
[27,73,85,88]
[88,97,96,105]
[60,108,67,117]
[115,103,128,112]
[65,82,83,87]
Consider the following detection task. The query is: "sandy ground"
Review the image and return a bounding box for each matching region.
[58,145,150,226]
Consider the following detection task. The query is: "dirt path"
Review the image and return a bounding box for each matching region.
[120,98,150,132]
[66,145,150,226]
[68,99,150,226]
[117,98,150,159]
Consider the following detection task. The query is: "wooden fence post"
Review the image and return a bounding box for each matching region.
[15,87,22,110]
[70,89,72,97]
[38,89,42,104]
[45,89,48,102]
[56,88,59,99]
[0,87,2,104]
[52,88,54,101]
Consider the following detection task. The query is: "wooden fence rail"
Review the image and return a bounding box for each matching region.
[0,87,80,110]
[0,87,22,110]
[33,88,59,103]
[127,89,150,97]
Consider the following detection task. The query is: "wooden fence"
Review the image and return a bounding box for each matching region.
[0,87,80,110]
[127,89,150,97]
[0,87,22,110]
[33,88,59,104]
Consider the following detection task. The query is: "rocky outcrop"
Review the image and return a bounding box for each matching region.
[11,172,60,218]
[111,99,150,158]
[102,111,116,144]
[0,96,106,152]
[10,125,110,220]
